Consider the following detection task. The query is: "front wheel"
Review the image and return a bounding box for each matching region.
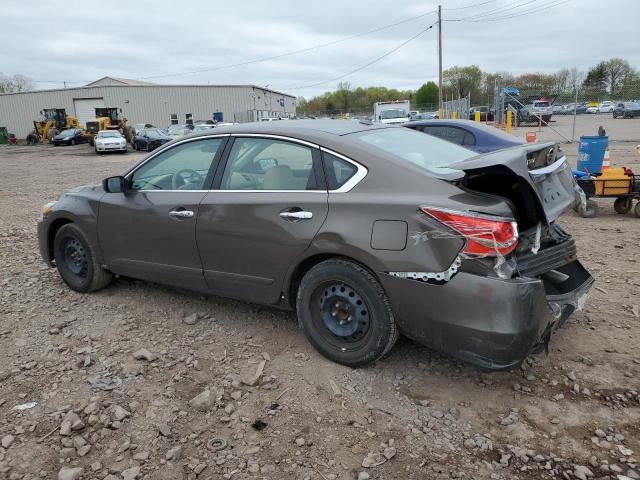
[296,259,398,367]
[53,224,112,293]
[614,197,632,214]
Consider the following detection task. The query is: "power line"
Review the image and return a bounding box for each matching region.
[285,23,436,90]
[446,0,540,21]
[443,0,497,10]
[463,0,572,21]
[137,10,439,81]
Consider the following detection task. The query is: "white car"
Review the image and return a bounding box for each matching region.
[94,130,127,154]
[598,101,615,113]
[166,125,192,139]
[586,106,600,114]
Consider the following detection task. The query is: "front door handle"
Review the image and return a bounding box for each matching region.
[279,210,313,221]
[169,209,194,219]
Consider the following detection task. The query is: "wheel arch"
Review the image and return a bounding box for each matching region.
[46,217,75,263]
[285,253,383,309]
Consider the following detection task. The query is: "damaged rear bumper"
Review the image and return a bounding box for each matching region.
[381,259,593,370]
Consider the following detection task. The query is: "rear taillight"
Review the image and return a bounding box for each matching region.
[421,207,518,256]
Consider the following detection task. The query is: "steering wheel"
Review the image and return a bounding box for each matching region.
[172,169,204,190]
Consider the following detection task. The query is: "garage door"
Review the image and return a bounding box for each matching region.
[73,98,104,127]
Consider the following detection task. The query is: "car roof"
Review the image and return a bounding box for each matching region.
[187,119,391,139]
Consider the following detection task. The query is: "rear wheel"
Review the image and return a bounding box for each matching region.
[296,259,398,367]
[26,133,39,145]
[614,197,632,214]
[635,201,640,218]
[70,139,76,146]
[578,199,599,218]
[53,224,112,293]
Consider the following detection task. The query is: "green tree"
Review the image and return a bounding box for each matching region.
[443,65,482,101]
[583,62,608,94]
[414,82,438,107]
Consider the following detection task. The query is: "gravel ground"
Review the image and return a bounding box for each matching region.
[0,140,639,480]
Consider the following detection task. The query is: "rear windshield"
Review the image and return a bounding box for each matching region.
[534,101,550,107]
[354,128,476,174]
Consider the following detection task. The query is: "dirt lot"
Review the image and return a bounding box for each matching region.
[0,136,639,480]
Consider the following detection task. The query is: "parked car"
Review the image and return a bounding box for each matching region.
[52,128,86,146]
[192,124,216,133]
[38,121,592,370]
[612,102,640,118]
[586,105,600,114]
[94,130,127,154]
[166,124,192,139]
[468,105,494,121]
[405,119,525,154]
[598,101,615,113]
[128,123,154,143]
[518,100,553,124]
[132,128,172,151]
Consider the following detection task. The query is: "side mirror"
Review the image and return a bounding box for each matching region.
[103,176,126,193]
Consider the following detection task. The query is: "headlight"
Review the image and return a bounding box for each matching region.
[41,201,57,216]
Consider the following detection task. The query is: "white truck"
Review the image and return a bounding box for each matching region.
[374,100,411,125]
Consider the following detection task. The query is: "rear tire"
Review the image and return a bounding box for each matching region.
[53,224,112,293]
[614,197,632,214]
[635,202,640,218]
[296,259,398,367]
[578,199,599,218]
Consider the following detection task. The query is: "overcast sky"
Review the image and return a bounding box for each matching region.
[2,0,638,97]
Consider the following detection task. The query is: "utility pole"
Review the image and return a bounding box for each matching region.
[438,4,443,115]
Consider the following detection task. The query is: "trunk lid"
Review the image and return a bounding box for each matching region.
[449,142,579,226]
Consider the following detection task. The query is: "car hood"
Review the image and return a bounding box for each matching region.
[53,133,74,140]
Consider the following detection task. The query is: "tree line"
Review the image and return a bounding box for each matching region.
[297,58,640,114]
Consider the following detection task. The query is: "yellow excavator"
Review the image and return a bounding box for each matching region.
[26,109,80,145]
[84,107,129,145]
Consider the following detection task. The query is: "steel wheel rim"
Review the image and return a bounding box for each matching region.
[311,281,371,347]
[63,238,88,277]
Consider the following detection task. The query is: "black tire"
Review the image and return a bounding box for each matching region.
[578,199,599,218]
[614,197,632,214]
[613,112,617,119]
[53,224,112,293]
[26,133,39,145]
[296,259,398,367]
[635,202,640,219]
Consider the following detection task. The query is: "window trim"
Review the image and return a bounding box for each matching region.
[126,134,230,192]
[123,133,368,194]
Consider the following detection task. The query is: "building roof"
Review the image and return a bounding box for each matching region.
[85,76,156,86]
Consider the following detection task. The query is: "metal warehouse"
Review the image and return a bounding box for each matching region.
[0,76,297,138]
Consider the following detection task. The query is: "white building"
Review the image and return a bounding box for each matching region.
[0,77,297,137]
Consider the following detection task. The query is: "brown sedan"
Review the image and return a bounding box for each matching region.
[38,120,593,369]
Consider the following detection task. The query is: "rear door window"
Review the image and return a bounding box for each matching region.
[220,138,320,190]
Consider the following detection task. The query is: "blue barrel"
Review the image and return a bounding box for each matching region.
[576,135,608,174]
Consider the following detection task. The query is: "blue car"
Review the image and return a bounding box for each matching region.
[405,119,525,154]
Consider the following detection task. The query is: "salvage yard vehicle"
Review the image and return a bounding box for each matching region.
[128,123,154,143]
[405,119,525,154]
[52,128,87,146]
[166,124,192,139]
[94,130,127,154]
[26,109,80,145]
[132,128,172,152]
[38,121,593,370]
[85,107,129,145]
[518,100,553,125]
[374,100,411,125]
[612,102,640,118]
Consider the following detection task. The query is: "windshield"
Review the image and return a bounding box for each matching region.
[355,128,476,174]
[60,129,76,136]
[380,109,407,120]
[97,131,121,138]
[145,129,166,138]
[625,102,640,108]
[533,101,550,107]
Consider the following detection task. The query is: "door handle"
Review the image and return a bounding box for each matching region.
[169,209,194,219]
[279,210,313,221]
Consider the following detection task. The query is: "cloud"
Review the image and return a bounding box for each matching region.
[1,0,638,97]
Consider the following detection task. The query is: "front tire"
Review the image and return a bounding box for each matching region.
[296,259,398,367]
[53,224,112,293]
[578,199,599,218]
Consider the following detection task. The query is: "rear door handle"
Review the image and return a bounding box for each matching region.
[279,210,313,221]
[169,209,194,219]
